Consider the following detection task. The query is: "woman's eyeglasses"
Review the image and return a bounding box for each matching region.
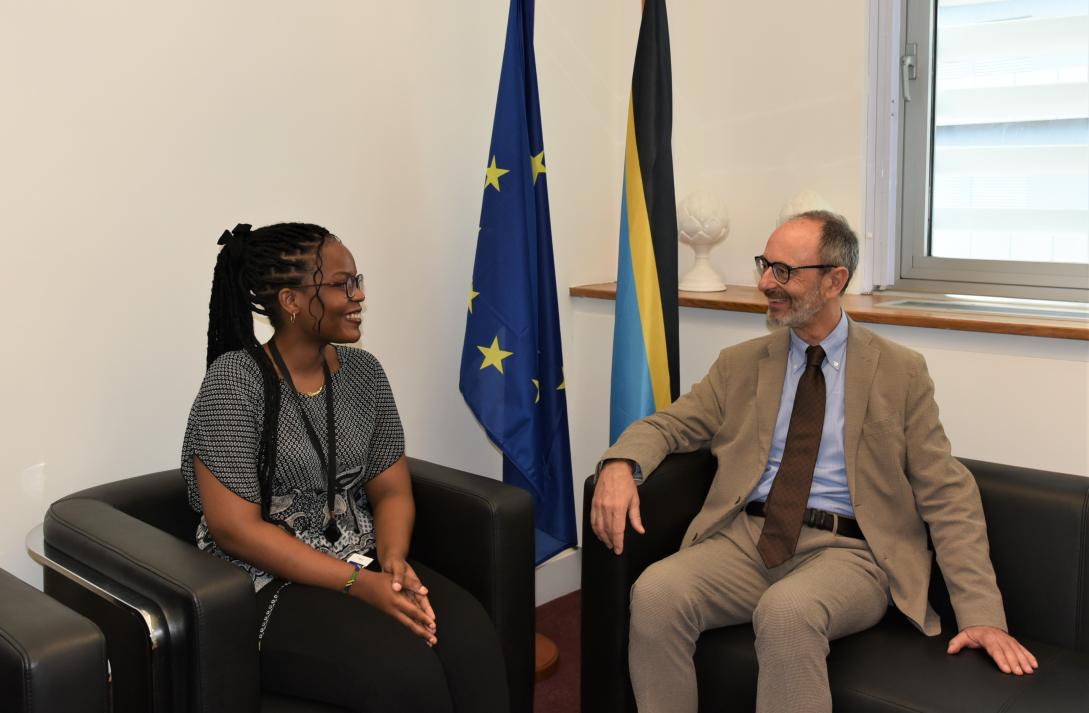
[309,274,364,299]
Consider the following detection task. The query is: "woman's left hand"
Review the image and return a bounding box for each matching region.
[383,558,435,622]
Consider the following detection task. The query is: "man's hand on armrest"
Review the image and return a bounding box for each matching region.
[947,626,1039,675]
[591,459,645,556]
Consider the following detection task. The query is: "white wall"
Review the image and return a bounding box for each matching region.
[563,0,1089,555]
[0,0,618,586]
[1,1,1086,597]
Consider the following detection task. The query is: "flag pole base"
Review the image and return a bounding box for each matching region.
[534,632,559,681]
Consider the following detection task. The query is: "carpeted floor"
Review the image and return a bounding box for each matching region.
[533,589,581,713]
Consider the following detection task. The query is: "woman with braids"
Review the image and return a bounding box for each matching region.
[180,222,508,713]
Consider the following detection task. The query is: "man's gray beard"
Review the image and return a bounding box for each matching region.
[766,287,825,329]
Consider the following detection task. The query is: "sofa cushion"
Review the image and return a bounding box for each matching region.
[694,611,1089,713]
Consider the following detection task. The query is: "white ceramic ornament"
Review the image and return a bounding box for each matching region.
[678,191,730,292]
[777,189,833,226]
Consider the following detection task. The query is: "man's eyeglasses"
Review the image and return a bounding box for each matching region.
[754,256,837,285]
[308,273,364,299]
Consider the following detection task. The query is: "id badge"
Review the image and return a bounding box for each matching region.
[347,552,374,569]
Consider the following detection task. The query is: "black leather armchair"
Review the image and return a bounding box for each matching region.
[581,452,1089,713]
[31,457,534,713]
[0,566,109,713]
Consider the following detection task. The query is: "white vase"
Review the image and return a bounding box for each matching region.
[678,191,729,292]
[778,189,833,226]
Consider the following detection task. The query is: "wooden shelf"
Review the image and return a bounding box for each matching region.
[569,282,1089,341]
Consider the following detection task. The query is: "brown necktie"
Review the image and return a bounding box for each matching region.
[757,345,826,568]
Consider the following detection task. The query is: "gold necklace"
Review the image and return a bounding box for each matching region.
[301,385,325,397]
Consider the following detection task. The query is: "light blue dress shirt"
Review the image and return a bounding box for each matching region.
[746,311,853,517]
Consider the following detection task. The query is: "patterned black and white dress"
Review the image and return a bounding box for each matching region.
[180,346,404,591]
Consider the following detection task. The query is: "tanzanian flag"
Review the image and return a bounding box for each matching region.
[460,0,577,565]
[610,0,679,444]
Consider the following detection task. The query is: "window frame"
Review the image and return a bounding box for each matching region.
[894,0,1089,302]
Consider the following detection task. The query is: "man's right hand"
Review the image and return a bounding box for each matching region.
[590,459,645,555]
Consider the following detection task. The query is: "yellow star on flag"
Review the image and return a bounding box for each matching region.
[557,368,566,391]
[532,378,540,403]
[477,337,513,374]
[468,287,480,314]
[531,151,547,185]
[484,156,510,192]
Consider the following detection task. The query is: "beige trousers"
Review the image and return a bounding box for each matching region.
[628,513,890,713]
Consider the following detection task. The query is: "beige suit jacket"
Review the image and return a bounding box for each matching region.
[602,319,1007,636]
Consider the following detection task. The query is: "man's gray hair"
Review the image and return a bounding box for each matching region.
[791,209,858,295]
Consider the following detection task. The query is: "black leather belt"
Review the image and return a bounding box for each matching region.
[745,501,864,540]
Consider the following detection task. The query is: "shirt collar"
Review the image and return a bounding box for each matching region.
[789,311,848,372]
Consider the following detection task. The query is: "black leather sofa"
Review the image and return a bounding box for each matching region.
[32,457,534,713]
[0,566,109,713]
[581,451,1089,713]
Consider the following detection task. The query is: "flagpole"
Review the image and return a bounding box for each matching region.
[458,0,577,696]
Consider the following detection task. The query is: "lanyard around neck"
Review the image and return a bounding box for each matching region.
[267,339,341,543]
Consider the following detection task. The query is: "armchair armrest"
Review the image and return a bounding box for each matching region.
[407,457,535,713]
[581,449,717,713]
[42,494,258,713]
[0,567,108,713]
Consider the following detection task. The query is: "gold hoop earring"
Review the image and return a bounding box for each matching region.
[290,312,297,324]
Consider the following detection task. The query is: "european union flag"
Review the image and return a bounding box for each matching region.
[460,0,576,565]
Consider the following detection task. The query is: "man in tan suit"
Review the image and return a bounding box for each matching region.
[591,211,1037,713]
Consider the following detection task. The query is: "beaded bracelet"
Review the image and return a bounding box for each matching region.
[343,562,363,594]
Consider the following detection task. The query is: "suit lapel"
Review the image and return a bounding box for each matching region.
[844,320,879,498]
[756,330,790,463]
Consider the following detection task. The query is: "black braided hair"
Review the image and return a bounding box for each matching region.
[206,222,335,520]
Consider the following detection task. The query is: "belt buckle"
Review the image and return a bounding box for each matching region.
[830,512,840,535]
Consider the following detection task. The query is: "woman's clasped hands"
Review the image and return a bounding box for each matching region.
[351,557,438,646]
